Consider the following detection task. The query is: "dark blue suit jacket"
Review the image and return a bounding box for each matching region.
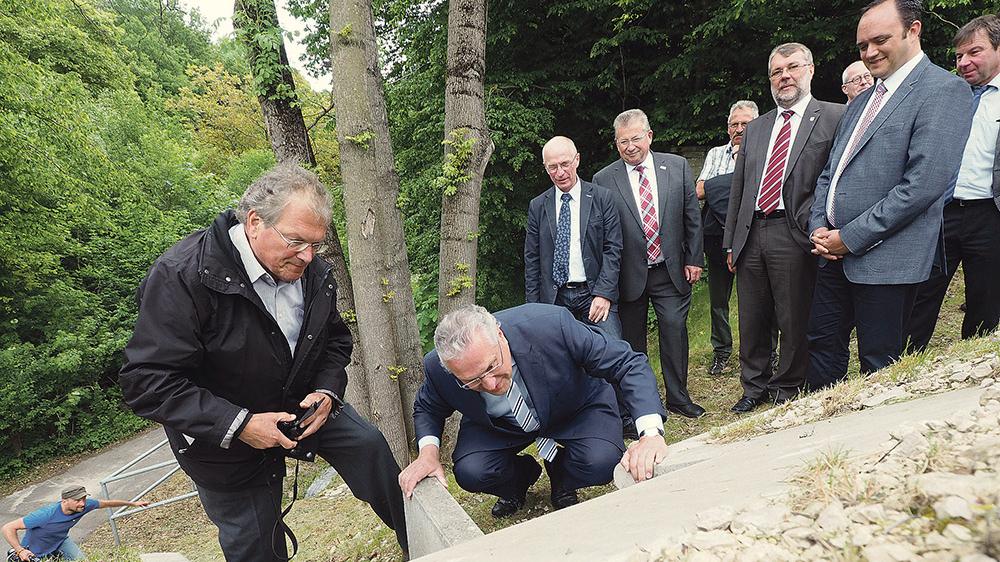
[413,304,666,462]
[524,181,622,304]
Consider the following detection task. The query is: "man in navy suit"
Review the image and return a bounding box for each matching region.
[592,109,706,419]
[807,0,974,388]
[398,304,668,518]
[525,136,631,435]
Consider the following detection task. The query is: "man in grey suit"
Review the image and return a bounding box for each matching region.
[807,0,974,388]
[724,43,845,413]
[905,15,1000,352]
[593,109,706,419]
[525,136,633,437]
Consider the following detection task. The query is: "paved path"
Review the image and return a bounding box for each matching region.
[416,385,987,561]
[0,426,175,543]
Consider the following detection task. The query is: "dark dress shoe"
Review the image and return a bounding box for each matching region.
[550,487,579,510]
[708,354,729,375]
[666,402,706,418]
[490,455,542,518]
[491,495,525,518]
[731,395,762,413]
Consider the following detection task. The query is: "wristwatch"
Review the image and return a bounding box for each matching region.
[640,426,665,438]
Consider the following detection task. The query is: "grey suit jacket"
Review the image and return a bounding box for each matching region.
[724,97,845,261]
[593,152,703,301]
[524,180,623,304]
[808,56,974,285]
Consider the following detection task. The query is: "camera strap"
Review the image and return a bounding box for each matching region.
[272,460,300,560]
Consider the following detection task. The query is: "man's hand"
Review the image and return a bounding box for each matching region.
[811,228,847,260]
[296,393,334,439]
[696,180,706,201]
[588,296,612,323]
[684,265,703,284]
[727,251,735,273]
[620,434,669,482]
[130,500,151,508]
[237,412,297,450]
[399,445,446,499]
[16,548,36,561]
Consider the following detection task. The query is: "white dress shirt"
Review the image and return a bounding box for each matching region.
[554,180,587,283]
[697,142,736,182]
[954,73,1000,200]
[755,94,813,211]
[827,52,926,219]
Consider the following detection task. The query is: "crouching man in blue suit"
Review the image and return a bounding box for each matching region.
[398,303,668,518]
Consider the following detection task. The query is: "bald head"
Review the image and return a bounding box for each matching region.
[542,136,581,192]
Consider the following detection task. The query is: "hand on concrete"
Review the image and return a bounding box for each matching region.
[621,434,669,482]
[810,227,844,261]
[588,296,611,323]
[399,445,446,499]
[684,266,703,284]
[237,412,297,450]
[296,392,333,439]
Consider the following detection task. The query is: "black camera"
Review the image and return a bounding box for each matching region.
[7,550,40,562]
[277,400,322,462]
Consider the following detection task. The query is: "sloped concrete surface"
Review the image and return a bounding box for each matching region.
[413,386,986,561]
[406,478,483,558]
[139,553,191,562]
[0,426,173,543]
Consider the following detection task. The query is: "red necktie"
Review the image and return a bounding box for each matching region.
[634,165,662,263]
[757,110,794,215]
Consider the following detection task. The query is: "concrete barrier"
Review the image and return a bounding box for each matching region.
[405,478,483,558]
[139,554,191,562]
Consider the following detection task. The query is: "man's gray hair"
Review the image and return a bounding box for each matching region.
[434,304,499,366]
[767,42,814,69]
[236,163,332,226]
[612,109,651,136]
[728,100,759,121]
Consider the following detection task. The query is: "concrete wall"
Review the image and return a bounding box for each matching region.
[405,478,483,559]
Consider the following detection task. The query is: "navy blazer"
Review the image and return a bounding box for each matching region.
[413,304,666,462]
[809,56,974,284]
[524,181,622,304]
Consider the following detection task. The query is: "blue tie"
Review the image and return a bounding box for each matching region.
[971,84,992,115]
[506,374,558,462]
[553,192,572,287]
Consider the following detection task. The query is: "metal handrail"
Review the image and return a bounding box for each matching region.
[99,437,198,546]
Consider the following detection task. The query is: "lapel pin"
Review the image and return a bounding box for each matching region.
[659,165,667,170]
[810,116,816,122]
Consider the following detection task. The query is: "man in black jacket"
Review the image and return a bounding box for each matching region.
[119,164,406,561]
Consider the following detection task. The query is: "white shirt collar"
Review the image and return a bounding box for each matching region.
[631,151,655,173]
[879,50,925,95]
[983,71,1000,91]
[228,223,271,285]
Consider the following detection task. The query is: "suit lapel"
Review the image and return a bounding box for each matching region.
[543,188,556,244]
[513,342,550,427]
[844,58,929,170]
[579,182,593,241]
[653,153,670,226]
[751,110,778,192]
[614,161,643,229]
[785,99,821,179]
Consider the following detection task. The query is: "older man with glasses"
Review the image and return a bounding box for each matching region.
[842,60,875,102]
[399,304,667,518]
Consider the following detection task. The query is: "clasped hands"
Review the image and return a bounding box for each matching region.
[237,392,332,450]
[809,227,848,260]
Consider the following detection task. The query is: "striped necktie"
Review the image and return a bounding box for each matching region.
[757,110,795,215]
[506,375,558,461]
[634,165,663,263]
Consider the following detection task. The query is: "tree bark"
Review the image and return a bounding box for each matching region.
[329,0,425,467]
[233,0,372,418]
[436,0,493,460]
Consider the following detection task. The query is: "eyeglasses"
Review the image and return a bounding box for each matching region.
[727,120,751,130]
[769,62,813,80]
[844,72,873,86]
[545,157,578,173]
[271,226,327,254]
[616,134,648,148]
[455,338,504,390]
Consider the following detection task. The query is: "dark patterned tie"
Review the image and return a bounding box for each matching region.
[971,84,991,115]
[553,192,572,287]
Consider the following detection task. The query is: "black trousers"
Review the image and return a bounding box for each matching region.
[806,259,918,389]
[197,403,407,561]
[905,200,1000,352]
[453,435,622,499]
[704,234,734,357]
[735,218,817,400]
[619,264,694,408]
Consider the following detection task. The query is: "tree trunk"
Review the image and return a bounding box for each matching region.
[329,0,425,467]
[436,0,493,460]
[233,0,372,418]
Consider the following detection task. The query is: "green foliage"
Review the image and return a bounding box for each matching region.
[233,0,300,102]
[344,130,376,150]
[434,129,475,197]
